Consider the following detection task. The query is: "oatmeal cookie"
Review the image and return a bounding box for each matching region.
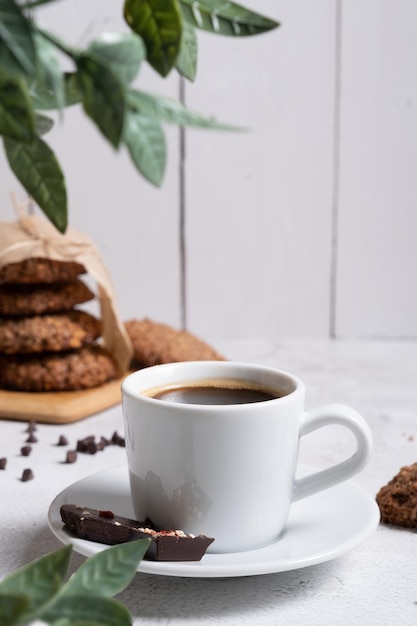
[0,257,86,284]
[124,318,225,367]
[0,346,116,391]
[0,278,94,316]
[0,311,102,354]
[376,462,417,528]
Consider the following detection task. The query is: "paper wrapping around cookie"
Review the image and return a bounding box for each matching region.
[0,212,133,376]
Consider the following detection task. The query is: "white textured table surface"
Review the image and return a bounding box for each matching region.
[1,339,417,625]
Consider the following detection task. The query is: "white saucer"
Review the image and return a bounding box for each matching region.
[48,465,380,578]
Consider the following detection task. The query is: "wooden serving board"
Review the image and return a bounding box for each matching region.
[0,377,125,424]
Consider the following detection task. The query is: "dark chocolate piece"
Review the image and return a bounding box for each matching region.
[21,445,32,456]
[25,421,37,433]
[60,504,214,561]
[26,433,38,444]
[57,435,69,446]
[0,457,7,469]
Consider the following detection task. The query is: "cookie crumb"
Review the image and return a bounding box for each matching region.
[376,462,417,528]
[66,450,77,464]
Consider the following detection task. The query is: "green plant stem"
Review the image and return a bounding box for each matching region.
[21,0,66,9]
[36,26,79,61]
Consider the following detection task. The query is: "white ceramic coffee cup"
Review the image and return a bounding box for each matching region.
[122,361,372,554]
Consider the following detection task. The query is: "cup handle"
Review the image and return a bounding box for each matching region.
[292,404,372,502]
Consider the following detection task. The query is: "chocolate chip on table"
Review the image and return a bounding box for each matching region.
[111,431,125,447]
[57,435,69,446]
[21,446,32,457]
[96,438,106,452]
[76,436,96,453]
[21,468,34,482]
[76,435,113,454]
[25,421,37,433]
[26,433,38,444]
[0,458,7,470]
[65,450,77,464]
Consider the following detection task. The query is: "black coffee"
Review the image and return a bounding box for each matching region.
[147,379,280,405]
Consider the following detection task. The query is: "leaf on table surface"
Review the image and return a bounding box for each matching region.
[3,133,67,233]
[0,545,71,617]
[87,31,146,85]
[0,0,36,77]
[0,73,35,142]
[179,0,279,36]
[41,595,132,626]
[76,53,126,149]
[124,109,166,186]
[60,540,150,598]
[175,20,197,81]
[0,593,30,626]
[124,0,182,77]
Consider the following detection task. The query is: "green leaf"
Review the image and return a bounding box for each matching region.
[76,53,126,148]
[124,109,166,186]
[4,133,68,233]
[0,0,36,77]
[87,32,146,85]
[0,73,35,142]
[175,20,197,81]
[128,88,241,130]
[179,0,279,36]
[61,540,150,598]
[41,595,132,626]
[21,0,61,7]
[0,594,30,626]
[34,32,66,111]
[31,71,82,110]
[35,111,54,135]
[124,0,182,77]
[0,545,72,615]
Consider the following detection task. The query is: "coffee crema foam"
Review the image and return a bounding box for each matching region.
[142,378,289,406]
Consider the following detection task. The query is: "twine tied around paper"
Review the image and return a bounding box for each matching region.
[0,194,96,265]
[0,195,133,375]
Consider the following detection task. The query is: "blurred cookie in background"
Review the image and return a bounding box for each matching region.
[124,318,226,368]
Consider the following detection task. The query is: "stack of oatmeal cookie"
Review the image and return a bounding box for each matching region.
[0,258,117,392]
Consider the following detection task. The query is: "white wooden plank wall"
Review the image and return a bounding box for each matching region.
[336,0,417,339]
[0,1,416,341]
[185,0,336,339]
